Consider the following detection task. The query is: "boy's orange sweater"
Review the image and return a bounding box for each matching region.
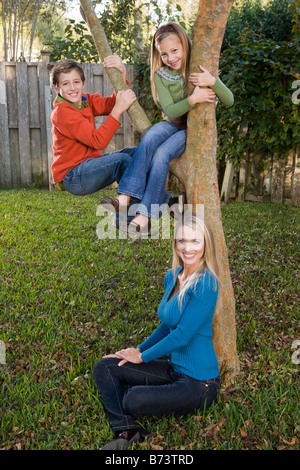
[51,92,120,184]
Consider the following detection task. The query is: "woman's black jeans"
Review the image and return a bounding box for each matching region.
[93,357,220,434]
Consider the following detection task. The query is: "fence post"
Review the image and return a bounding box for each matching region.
[292,145,300,206]
[39,50,52,188]
[16,62,32,185]
[0,62,11,188]
[45,83,55,191]
[271,154,286,203]
[220,159,234,203]
[237,158,247,201]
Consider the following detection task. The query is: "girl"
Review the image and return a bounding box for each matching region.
[101,23,234,236]
[93,212,221,450]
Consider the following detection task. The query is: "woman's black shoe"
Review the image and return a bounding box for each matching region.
[99,428,148,450]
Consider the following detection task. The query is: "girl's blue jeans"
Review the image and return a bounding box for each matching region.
[117,121,187,219]
[62,147,136,196]
[93,357,220,434]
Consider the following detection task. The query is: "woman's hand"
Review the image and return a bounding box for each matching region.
[116,347,143,366]
[103,347,143,366]
[188,86,216,106]
[189,65,216,88]
[103,53,127,81]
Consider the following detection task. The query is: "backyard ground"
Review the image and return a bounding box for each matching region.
[0,187,299,451]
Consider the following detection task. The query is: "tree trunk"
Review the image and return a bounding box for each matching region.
[80,0,239,382]
[79,0,151,135]
[1,0,8,61]
[29,0,42,62]
[171,0,239,381]
[133,0,143,55]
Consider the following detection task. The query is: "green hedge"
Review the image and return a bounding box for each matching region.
[217,37,300,166]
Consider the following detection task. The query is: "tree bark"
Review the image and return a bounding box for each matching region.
[1,1,8,60]
[80,0,239,382]
[79,0,151,135]
[29,0,42,62]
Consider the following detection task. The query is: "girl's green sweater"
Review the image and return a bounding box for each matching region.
[154,66,234,127]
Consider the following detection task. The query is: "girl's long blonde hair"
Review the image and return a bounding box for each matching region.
[172,212,219,307]
[150,22,192,106]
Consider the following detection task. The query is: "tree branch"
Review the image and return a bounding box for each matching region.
[79,0,151,136]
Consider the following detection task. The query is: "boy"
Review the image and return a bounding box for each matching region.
[50,55,137,195]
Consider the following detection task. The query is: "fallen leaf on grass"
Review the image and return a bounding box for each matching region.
[244,419,254,429]
[150,444,164,450]
[193,415,202,423]
[280,436,297,446]
[205,423,220,438]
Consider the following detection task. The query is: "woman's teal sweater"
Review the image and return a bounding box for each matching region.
[138,268,220,381]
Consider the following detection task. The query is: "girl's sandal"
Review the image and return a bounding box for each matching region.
[100,196,128,214]
[127,220,155,238]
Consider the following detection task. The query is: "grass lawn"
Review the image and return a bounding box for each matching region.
[0,187,299,451]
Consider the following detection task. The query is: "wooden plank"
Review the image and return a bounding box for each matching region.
[123,65,135,149]
[9,128,21,187]
[85,63,93,93]
[92,65,103,94]
[92,63,104,130]
[16,62,32,185]
[44,84,55,190]
[237,158,247,201]
[93,67,104,130]
[5,64,18,127]
[283,148,294,201]
[28,64,40,128]
[0,63,12,188]
[92,63,103,81]
[30,129,42,183]
[102,66,116,153]
[103,66,113,96]
[38,55,50,187]
[28,64,43,180]
[5,64,20,187]
[251,149,265,196]
[271,154,286,203]
[291,145,300,206]
[220,159,234,203]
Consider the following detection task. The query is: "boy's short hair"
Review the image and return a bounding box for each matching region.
[50,59,85,86]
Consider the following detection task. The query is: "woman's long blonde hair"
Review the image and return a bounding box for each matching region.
[172,212,219,307]
[150,22,192,106]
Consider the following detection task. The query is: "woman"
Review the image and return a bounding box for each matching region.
[93,212,221,450]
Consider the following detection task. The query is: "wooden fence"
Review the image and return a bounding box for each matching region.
[0,54,299,205]
[0,53,50,188]
[0,53,136,190]
[220,147,300,206]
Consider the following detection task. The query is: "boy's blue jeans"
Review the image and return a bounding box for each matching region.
[93,357,220,434]
[62,147,136,196]
[117,121,187,219]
